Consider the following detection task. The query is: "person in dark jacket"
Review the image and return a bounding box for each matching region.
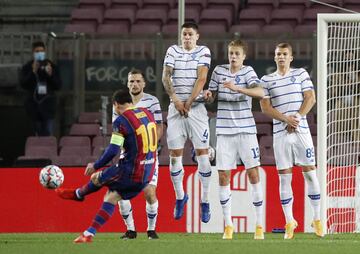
[20,41,61,136]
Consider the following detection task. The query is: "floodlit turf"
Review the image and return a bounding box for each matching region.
[0,233,360,254]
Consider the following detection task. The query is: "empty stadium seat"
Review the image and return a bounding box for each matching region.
[25,136,57,150]
[92,135,111,148]
[303,7,336,25]
[199,9,233,29]
[69,123,101,136]
[78,0,111,11]
[52,156,83,166]
[175,0,207,12]
[78,112,102,124]
[142,0,175,11]
[293,24,316,37]
[207,0,240,12]
[278,0,309,9]
[130,24,162,35]
[256,123,272,137]
[253,111,273,124]
[103,8,136,26]
[71,8,103,26]
[92,146,106,157]
[60,146,91,157]
[261,24,294,36]
[167,8,200,24]
[246,0,279,9]
[64,23,96,33]
[309,0,343,8]
[135,9,168,26]
[97,23,130,34]
[259,136,273,150]
[229,24,262,37]
[238,8,271,26]
[111,0,142,11]
[59,136,91,148]
[198,24,227,35]
[25,146,58,158]
[161,24,178,36]
[270,8,303,27]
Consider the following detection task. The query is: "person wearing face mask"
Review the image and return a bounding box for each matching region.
[20,41,62,136]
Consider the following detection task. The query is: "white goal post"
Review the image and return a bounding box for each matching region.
[318,14,360,234]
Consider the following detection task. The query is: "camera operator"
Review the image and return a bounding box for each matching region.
[20,41,62,136]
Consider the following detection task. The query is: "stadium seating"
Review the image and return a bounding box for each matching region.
[142,0,175,11]
[238,8,271,26]
[78,112,102,124]
[103,8,136,26]
[111,0,143,11]
[25,136,57,150]
[167,8,200,24]
[59,136,91,148]
[134,9,168,26]
[70,8,103,27]
[64,23,96,33]
[78,0,112,11]
[270,8,303,27]
[69,123,101,136]
[199,9,233,30]
[229,24,262,37]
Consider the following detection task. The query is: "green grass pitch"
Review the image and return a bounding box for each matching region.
[0,233,359,254]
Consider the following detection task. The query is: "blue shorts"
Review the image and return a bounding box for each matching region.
[98,165,148,200]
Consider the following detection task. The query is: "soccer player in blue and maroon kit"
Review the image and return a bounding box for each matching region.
[56,88,157,243]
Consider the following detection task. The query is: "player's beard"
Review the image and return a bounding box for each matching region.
[131,90,142,96]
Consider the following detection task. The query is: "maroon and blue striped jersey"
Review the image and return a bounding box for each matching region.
[113,107,157,184]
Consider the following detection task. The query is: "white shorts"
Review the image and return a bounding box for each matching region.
[216,133,261,170]
[274,132,316,170]
[166,103,209,150]
[149,152,159,186]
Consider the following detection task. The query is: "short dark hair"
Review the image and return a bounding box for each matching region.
[128,68,145,78]
[32,41,46,50]
[181,22,199,32]
[112,88,133,104]
[276,42,293,55]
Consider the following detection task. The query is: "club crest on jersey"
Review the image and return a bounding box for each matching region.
[290,76,296,83]
[191,53,197,60]
[235,75,241,84]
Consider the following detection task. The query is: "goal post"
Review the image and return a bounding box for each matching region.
[317,13,360,234]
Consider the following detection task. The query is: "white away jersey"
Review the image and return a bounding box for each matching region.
[209,64,261,135]
[112,93,162,124]
[163,45,211,102]
[261,68,314,137]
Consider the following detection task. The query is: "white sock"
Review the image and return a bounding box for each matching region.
[170,156,185,200]
[251,182,264,227]
[197,154,212,203]
[219,185,232,227]
[146,200,159,231]
[303,170,321,221]
[279,173,295,223]
[118,200,135,231]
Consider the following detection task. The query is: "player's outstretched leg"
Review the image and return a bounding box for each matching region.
[56,181,101,201]
[74,201,115,243]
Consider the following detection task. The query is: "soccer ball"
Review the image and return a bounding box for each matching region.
[39,165,64,189]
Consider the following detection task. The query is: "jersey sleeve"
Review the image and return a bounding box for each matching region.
[299,68,314,91]
[163,46,176,68]
[209,66,220,92]
[261,76,271,98]
[245,66,261,87]
[198,46,211,68]
[149,99,163,124]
